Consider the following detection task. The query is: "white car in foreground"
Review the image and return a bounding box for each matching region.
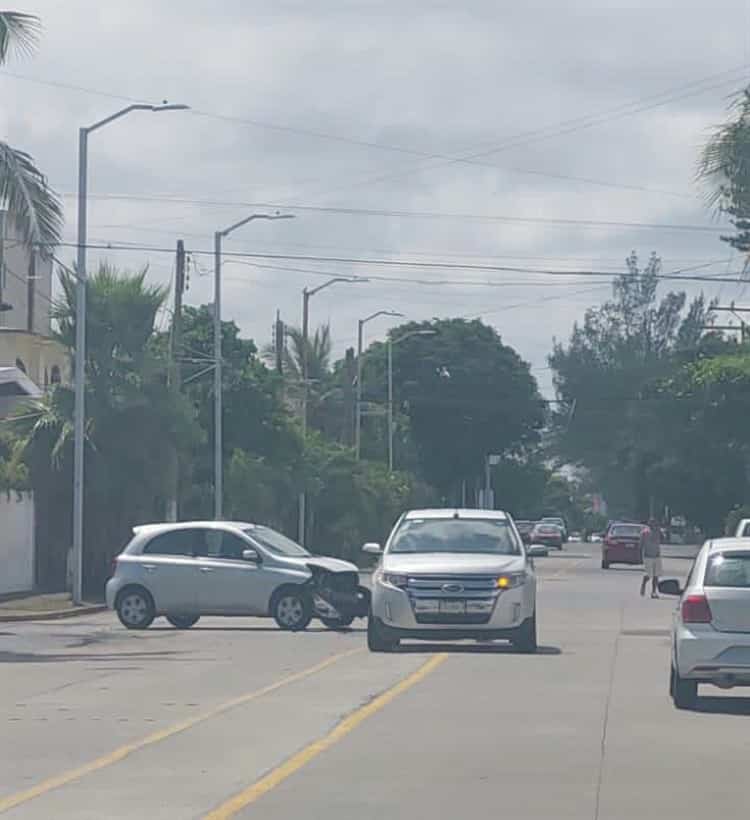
[106,521,368,631]
[662,538,750,709]
[365,509,538,653]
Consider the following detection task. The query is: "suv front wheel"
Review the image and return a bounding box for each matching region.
[367,615,399,652]
[512,613,538,653]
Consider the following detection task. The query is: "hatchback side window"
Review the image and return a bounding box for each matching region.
[196,530,249,560]
[143,530,196,556]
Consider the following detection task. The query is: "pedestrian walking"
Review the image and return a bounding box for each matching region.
[640,519,662,598]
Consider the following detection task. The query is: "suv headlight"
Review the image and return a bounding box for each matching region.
[496,572,528,589]
[380,572,409,589]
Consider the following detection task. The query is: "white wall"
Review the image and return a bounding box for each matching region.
[0,492,35,595]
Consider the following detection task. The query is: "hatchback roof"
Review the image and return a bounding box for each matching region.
[133,520,254,536]
[707,537,750,553]
[404,508,508,520]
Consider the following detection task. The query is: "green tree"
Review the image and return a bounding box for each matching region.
[549,252,713,519]
[0,11,62,251]
[358,318,545,498]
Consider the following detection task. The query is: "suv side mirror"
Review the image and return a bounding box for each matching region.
[527,544,549,558]
[362,542,382,555]
[242,548,260,563]
[658,579,682,596]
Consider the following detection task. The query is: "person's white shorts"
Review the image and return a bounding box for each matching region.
[643,557,662,578]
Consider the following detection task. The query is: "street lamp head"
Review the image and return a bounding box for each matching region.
[152,103,190,112]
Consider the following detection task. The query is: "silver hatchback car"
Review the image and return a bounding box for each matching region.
[366,509,538,652]
[662,538,750,709]
[106,521,369,631]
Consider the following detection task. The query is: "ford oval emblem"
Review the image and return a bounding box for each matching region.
[442,582,464,593]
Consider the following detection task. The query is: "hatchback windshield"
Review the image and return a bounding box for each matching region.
[389,518,520,555]
[244,526,310,557]
[704,553,750,588]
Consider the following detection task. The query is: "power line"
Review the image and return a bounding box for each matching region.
[51,241,747,286]
[54,194,728,233]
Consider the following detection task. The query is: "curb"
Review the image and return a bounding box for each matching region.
[0,604,106,623]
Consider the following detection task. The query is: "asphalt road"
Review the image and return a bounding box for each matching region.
[1,541,748,820]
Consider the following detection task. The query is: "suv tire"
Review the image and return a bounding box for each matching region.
[512,613,538,653]
[367,615,399,652]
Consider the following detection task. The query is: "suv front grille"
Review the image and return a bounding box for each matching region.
[406,574,498,625]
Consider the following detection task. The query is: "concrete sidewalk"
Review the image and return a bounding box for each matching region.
[0,592,105,622]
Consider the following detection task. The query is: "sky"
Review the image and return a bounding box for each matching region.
[2,0,750,397]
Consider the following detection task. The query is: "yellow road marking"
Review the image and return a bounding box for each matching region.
[0,647,362,815]
[204,653,448,819]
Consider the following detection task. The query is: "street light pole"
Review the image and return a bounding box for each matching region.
[355,310,402,460]
[72,102,189,605]
[213,212,294,520]
[387,329,436,473]
[298,276,364,544]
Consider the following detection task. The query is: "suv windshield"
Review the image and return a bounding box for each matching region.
[244,526,310,557]
[389,518,520,555]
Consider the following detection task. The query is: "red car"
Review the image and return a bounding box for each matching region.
[530,522,563,550]
[601,522,645,569]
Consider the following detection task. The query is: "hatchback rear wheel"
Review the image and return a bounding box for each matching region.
[671,663,698,709]
[166,615,200,629]
[116,587,155,630]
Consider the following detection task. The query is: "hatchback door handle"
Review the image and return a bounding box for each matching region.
[142,564,157,572]
[199,566,214,573]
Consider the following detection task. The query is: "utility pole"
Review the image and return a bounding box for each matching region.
[166,240,186,521]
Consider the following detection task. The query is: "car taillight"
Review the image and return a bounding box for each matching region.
[681,594,712,624]
[110,557,119,576]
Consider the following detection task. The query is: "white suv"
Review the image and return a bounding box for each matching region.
[105,521,368,631]
[365,509,538,652]
[663,538,750,709]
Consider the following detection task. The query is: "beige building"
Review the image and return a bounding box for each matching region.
[0,211,68,391]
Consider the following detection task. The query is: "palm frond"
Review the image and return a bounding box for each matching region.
[0,141,63,252]
[0,11,41,63]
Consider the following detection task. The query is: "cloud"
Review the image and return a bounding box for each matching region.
[3,0,747,397]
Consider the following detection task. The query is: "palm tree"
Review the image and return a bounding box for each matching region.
[278,323,333,383]
[0,11,63,252]
[13,264,197,593]
[698,87,750,252]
